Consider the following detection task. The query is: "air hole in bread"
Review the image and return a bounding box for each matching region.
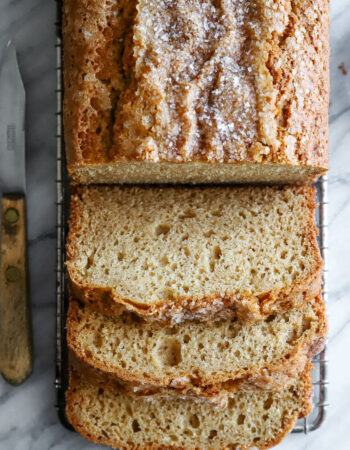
[213,246,222,259]
[179,210,196,219]
[301,317,312,333]
[161,256,169,266]
[183,247,190,257]
[90,97,99,110]
[93,334,103,348]
[183,334,190,344]
[209,430,217,439]
[132,420,141,433]
[85,253,95,270]
[157,338,182,366]
[265,315,276,323]
[263,397,273,410]
[286,330,298,344]
[189,414,200,428]
[155,224,171,236]
[237,414,245,425]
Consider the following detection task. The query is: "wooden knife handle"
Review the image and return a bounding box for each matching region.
[0,195,33,385]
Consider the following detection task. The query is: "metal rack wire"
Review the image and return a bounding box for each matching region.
[293,177,329,433]
[54,0,328,433]
[55,0,73,430]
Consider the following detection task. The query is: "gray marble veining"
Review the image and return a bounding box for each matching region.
[0,0,349,449]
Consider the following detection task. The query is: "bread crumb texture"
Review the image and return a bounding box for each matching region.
[67,185,322,322]
[68,296,326,393]
[63,0,329,182]
[66,367,313,449]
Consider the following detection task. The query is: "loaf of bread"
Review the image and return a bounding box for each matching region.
[66,367,313,449]
[63,0,329,184]
[68,296,326,406]
[67,185,322,324]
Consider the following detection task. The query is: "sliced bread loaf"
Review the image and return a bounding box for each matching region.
[66,367,313,449]
[67,185,322,324]
[67,296,326,403]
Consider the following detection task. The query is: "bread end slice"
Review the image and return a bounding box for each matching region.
[66,366,313,449]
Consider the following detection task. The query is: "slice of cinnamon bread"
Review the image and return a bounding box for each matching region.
[67,296,326,405]
[67,185,322,324]
[66,366,313,449]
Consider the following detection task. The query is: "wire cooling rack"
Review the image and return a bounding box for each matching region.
[54,0,328,433]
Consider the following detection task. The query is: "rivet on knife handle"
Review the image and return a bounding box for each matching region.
[0,195,33,385]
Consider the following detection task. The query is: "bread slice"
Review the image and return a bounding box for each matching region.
[63,0,329,185]
[66,367,313,449]
[67,296,326,405]
[67,185,322,324]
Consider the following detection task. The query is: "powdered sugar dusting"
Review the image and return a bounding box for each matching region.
[114,0,260,162]
[67,0,329,169]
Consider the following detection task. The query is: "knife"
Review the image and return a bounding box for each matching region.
[0,41,33,385]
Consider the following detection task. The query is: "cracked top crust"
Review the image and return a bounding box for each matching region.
[63,0,329,180]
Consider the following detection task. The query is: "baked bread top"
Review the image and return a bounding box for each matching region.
[63,0,329,183]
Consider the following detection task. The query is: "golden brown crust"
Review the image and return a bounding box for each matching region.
[62,0,136,168]
[66,185,322,325]
[67,296,326,395]
[65,367,313,450]
[63,0,329,184]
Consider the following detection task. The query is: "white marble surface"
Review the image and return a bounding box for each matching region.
[0,0,349,449]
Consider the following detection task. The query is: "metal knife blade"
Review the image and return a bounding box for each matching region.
[0,41,26,195]
[0,41,33,385]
